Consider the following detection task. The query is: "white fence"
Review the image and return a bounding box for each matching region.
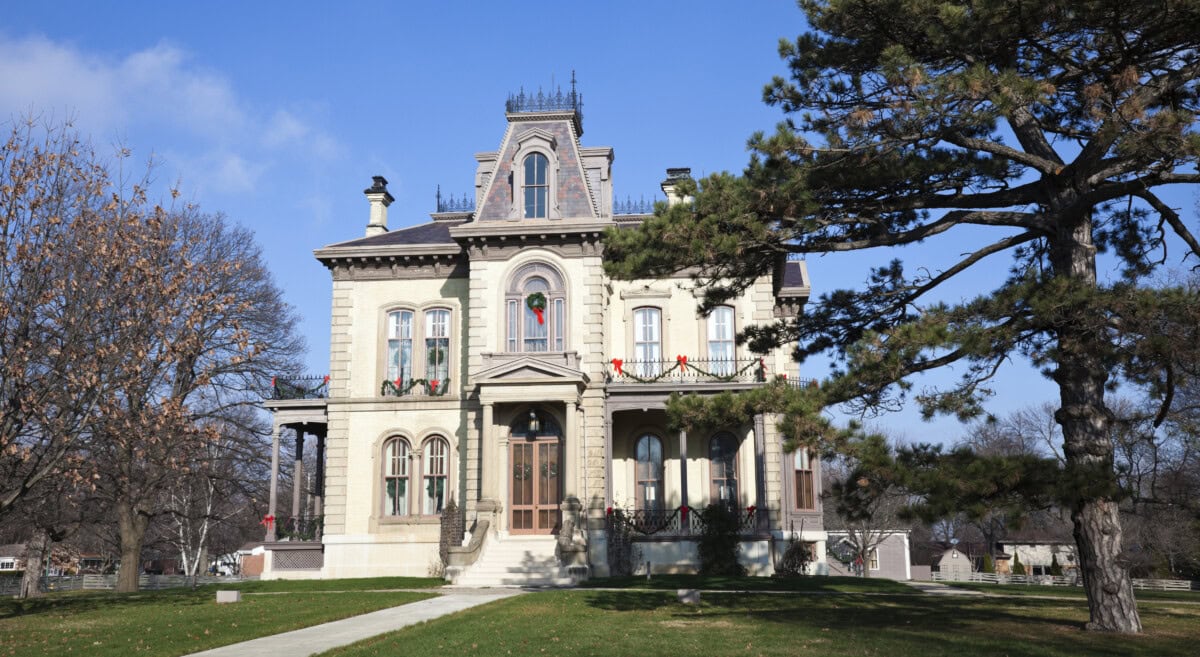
[931,571,1197,592]
[1,574,249,596]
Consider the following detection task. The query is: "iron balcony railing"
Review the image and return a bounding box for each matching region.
[270,375,329,400]
[607,357,818,387]
[607,505,763,538]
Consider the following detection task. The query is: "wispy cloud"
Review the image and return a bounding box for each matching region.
[0,34,342,196]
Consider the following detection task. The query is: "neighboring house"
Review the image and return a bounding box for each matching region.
[0,544,25,572]
[931,543,976,578]
[997,532,1078,576]
[826,531,912,580]
[262,84,824,583]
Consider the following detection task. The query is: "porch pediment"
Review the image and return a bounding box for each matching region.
[472,352,589,387]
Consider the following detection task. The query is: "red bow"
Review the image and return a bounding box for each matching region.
[532,307,544,325]
[394,377,403,388]
[323,375,330,383]
[606,506,613,516]
[429,379,440,392]
[676,355,688,369]
[260,515,275,528]
[611,358,623,376]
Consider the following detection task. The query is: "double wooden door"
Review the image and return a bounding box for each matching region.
[510,438,561,534]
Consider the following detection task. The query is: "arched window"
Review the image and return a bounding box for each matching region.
[506,263,566,353]
[709,432,739,507]
[706,306,735,375]
[794,449,815,510]
[423,437,449,515]
[633,307,662,376]
[635,434,664,512]
[523,153,549,218]
[426,309,450,383]
[386,310,413,386]
[383,437,410,516]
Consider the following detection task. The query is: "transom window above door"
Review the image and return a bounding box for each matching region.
[506,263,566,353]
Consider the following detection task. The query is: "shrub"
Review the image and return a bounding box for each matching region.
[775,540,813,577]
[982,553,995,574]
[1012,552,1026,576]
[697,504,745,576]
[1049,553,1063,577]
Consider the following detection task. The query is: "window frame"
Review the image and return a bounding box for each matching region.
[632,306,662,376]
[422,436,450,516]
[522,153,549,218]
[706,305,736,375]
[425,308,451,384]
[386,309,414,387]
[709,432,739,507]
[507,129,560,220]
[793,449,816,511]
[380,306,454,396]
[634,433,665,512]
[383,437,411,517]
[505,262,567,353]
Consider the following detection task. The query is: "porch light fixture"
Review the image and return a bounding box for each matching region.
[527,409,541,437]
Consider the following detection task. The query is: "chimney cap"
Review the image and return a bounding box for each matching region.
[664,167,692,182]
[364,175,394,203]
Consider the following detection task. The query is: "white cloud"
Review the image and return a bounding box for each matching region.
[0,34,342,196]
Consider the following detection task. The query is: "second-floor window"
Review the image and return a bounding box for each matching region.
[426,309,450,382]
[506,263,566,353]
[707,306,735,375]
[633,307,661,376]
[387,310,414,386]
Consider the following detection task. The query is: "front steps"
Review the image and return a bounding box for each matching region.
[448,535,577,588]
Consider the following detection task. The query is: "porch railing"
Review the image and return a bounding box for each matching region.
[277,515,323,542]
[607,357,818,388]
[607,505,761,538]
[270,375,329,400]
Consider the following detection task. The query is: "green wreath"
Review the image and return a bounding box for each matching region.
[526,292,547,324]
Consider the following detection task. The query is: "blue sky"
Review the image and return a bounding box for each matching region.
[5,1,1182,446]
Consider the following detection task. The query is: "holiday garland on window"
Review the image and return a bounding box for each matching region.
[380,377,450,396]
[526,291,547,324]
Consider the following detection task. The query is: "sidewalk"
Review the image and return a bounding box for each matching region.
[903,580,985,595]
[187,589,522,657]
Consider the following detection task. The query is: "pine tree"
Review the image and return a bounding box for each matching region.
[1013,552,1026,577]
[605,0,1200,633]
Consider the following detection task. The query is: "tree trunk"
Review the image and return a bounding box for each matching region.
[17,531,49,599]
[116,502,149,593]
[1050,213,1142,632]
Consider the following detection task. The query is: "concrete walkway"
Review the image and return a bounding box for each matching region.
[186,589,521,657]
[903,580,985,595]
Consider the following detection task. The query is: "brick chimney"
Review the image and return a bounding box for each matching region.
[660,167,693,207]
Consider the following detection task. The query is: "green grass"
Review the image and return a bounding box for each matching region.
[580,574,913,593]
[945,581,1200,602]
[319,589,1200,657]
[0,584,436,657]
[211,576,444,593]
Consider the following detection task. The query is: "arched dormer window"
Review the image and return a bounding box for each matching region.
[506,262,566,352]
[508,128,559,220]
[523,153,549,218]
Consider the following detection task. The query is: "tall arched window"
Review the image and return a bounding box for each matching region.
[709,432,739,507]
[426,309,450,382]
[523,153,549,218]
[423,437,449,515]
[506,263,566,352]
[635,434,664,512]
[383,437,410,516]
[794,449,815,510]
[707,306,735,375]
[633,307,662,376]
[386,310,413,386]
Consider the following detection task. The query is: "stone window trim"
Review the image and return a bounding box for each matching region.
[628,305,665,378]
[377,302,460,395]
[420,435,451,516]
[504,261,568,353]
[508,128,561,220]
[374,429,457,524]
[793,448,817,511]
[381,435,412,518]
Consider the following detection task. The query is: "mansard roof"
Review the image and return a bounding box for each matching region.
[324,220,463,249]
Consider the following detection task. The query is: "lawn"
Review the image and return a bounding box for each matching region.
[944,581,1200,603]
[319,588,1200,657]
[580,574,913,593]
[0,579,439,657]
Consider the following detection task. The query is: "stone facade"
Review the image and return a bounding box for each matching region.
[266,93,824,580]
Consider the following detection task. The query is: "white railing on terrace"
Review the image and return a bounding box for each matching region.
[931,570,1197,591]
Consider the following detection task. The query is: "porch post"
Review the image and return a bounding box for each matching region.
[603,411,613,507]
[313,427,326,519]
[480,401,494,504]
[266,422,281,541]
[753,414,767,530]
[292,430,305,525]
[678,429,689,511]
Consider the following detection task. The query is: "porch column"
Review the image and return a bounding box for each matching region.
[564,398,578,499]
[603,412,613,507]
[480,401,495,504]
[678,429,689,511]
[753,414,767,530]
[292,430,305,524]
[266,422,281,541]
[313,428,326,519]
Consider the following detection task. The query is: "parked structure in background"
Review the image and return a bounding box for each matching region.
[826,530,912,580]
[261,83,825,584]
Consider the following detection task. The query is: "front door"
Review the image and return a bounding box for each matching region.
[510,438,561,534]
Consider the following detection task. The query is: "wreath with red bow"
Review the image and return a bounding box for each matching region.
[526,292,547,324]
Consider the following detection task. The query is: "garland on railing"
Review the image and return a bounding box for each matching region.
[271,375,329,398]
[609,355,766,383]
[380,377,451,396]
[605,504,759,536]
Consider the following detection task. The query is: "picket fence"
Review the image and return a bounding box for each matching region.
[932,571,1197,592]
